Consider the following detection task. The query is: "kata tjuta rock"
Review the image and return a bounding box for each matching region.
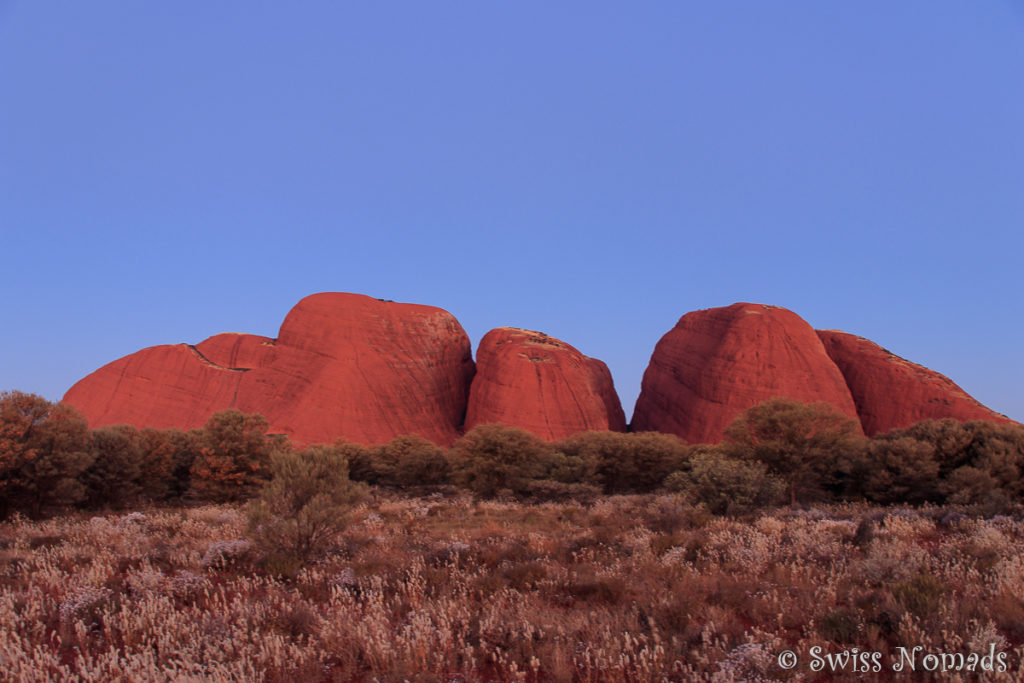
[63,293,475,445]
[817,330,1014,436]
[631,303,861,444]
[464,327,626,440]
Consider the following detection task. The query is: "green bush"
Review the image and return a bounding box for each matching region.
[665,450,784,515]
[449,424,554,498]
[555,430,688,493]
[723,398,864,504]
[247,444,366,572]
[334,440,374,483]
[370,434,450,486]
[81,425,144,508]
[856,437,940,505]
[134,428,181,501]
[874,419,1024,509]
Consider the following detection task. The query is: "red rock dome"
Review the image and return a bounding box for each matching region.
[631,303,861,443]
[464,327,626,440]
[63,293,475,445]
[817,330,1013,436]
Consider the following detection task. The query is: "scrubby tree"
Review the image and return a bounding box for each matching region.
[855,437,940,504]
[0,392,92,517]
[247,444,366,573]
[370,434,450,486]
[0,391,52,506]
[449,423,554,497]
[189,410,277,502]
[135,427,179,500]
[665,449,784,515]
[875,419,1024,508]
[334,440,374,483]
[555,430,688,493]
[723,398,864,504]
[81,424,144,508]
[165,428,201,498]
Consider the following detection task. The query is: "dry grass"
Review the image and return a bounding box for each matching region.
[4,494,1024,681]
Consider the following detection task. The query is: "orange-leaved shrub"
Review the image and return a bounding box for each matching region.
[0,391,93,518]
[189,410,279,503]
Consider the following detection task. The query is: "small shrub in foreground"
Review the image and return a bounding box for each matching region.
[247,444,366,573]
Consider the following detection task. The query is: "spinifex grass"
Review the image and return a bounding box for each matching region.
[3,494,1024,681]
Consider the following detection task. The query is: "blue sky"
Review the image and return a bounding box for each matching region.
[1,2,1021,422]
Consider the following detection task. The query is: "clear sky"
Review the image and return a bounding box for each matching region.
[1,2,1021,423]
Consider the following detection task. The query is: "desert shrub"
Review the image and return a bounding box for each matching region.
[0,392,93,517]
[944,467,1012,515]
[161,428,201,498]
[891,573,948,617]
[856,436,941,505]
[818,608,862,644]
[134,427,179,500]
[665,451,784,515]
[875,420,1024,508]
[370,434,450,486]
[449,423,554,498]
[247,444,366,573]
[555,430,688,493]
[80,425,144,508]
[723,398,864,504]
[884,419,1024,477]
[333,440,374,483]
[189,410,277,502]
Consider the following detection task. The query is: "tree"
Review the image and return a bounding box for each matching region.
[876,419,1024,508]
[81,424,144,508]
[135,427,179,501]
[247,444,366,573]
[856,437,940,505]
[449,423,554,497]
[1,391,51,497]
[0,392,92,517]
[723,398,864,504]
[189,410,276,502]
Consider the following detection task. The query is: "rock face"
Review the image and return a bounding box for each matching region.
[464,327,626,440]
[63,293,475,445]
[817,330,1013,436]
[631,303,861,444]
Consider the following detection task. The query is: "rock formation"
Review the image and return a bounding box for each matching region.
[817,330,1013,436]
[63,294,1014,448]
[631,303,861,443]
[464,327,626,440]
[63,293,475,445]
[61,344,252,432]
